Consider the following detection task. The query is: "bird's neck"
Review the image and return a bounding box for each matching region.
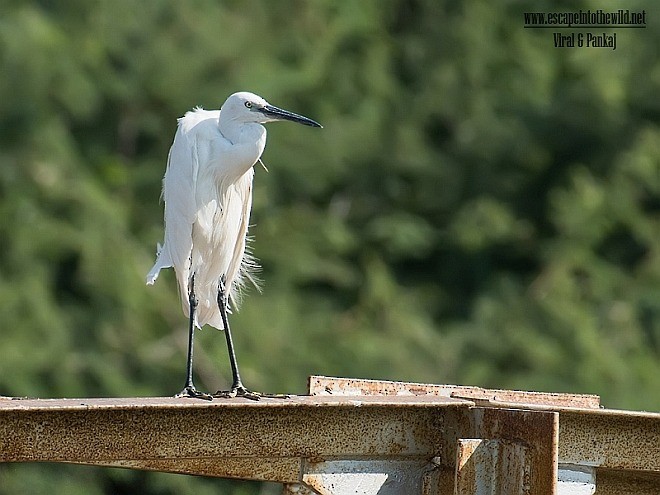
[218,117,265,146]
[216,118,267,182]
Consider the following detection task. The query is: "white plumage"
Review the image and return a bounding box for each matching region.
[147,104,263,329]
[146,91,321,399]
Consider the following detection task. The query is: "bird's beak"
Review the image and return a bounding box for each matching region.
[260,105,322,128]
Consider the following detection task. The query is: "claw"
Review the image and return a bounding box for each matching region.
[176,386,213,401]
[213,385,289,401]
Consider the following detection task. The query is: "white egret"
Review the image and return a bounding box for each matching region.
[147,92,321,399]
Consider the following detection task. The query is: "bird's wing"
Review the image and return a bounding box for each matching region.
[146,109,220,299]
[225,168,259,308]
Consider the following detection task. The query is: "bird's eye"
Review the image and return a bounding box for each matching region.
[245,102,253,109]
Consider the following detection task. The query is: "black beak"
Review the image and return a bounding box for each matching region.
[261,105,322,128]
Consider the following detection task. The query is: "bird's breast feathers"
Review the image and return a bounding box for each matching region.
[180,108,265,186]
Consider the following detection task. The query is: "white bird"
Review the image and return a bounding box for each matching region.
[147,92,321,399]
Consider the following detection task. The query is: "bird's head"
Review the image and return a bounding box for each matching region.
[221,92,322,128]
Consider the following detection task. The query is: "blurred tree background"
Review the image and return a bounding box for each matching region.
[1,0,659,493]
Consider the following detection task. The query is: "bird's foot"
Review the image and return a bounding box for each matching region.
[214,384,289,401]
[175,385,213,401]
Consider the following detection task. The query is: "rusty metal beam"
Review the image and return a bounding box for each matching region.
[309,376,600,408]
[455,439,533,495]
[71,458,303,483]
[558,409,660,472]
[309,376,660,494]
[442,407,558,494]
[0,395,467,464]
[310,377,660,471]
[1,377,658,494]
[0,394,477,493]
[595,468,660,495]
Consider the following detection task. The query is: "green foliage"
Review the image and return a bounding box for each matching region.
[0,0,659,493]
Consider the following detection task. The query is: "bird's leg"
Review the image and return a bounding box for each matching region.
[176,274,212,400]
[214,279,288,401]
[213,279,259,400]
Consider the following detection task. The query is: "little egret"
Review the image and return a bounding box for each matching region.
[147,92,321,400]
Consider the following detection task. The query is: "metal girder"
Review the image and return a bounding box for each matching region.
[451,409,558,494]
[309,376,660,494]
[308,376,600,409]
[0,395,466,464]
[0,376,658,494]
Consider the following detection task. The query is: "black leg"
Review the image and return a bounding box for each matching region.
[214,278,261,400]
[176,274,212,400]
[213,278,289,400]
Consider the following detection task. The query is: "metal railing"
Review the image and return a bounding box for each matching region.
[1,376,658,494]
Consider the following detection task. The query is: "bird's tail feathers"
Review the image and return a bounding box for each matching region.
[146,243,171,285]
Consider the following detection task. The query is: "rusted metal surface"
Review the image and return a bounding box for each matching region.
[0,394,470,483]
[0,377,658,494]
[455,439,532,495]
[309,377,659,494]
[79,458,302,483]
[447,407,558,494]
[558,409,660,472]
[455,439,488,493]
[309,376,601,408]
[594,468,660,495]
[422,460,454,495]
